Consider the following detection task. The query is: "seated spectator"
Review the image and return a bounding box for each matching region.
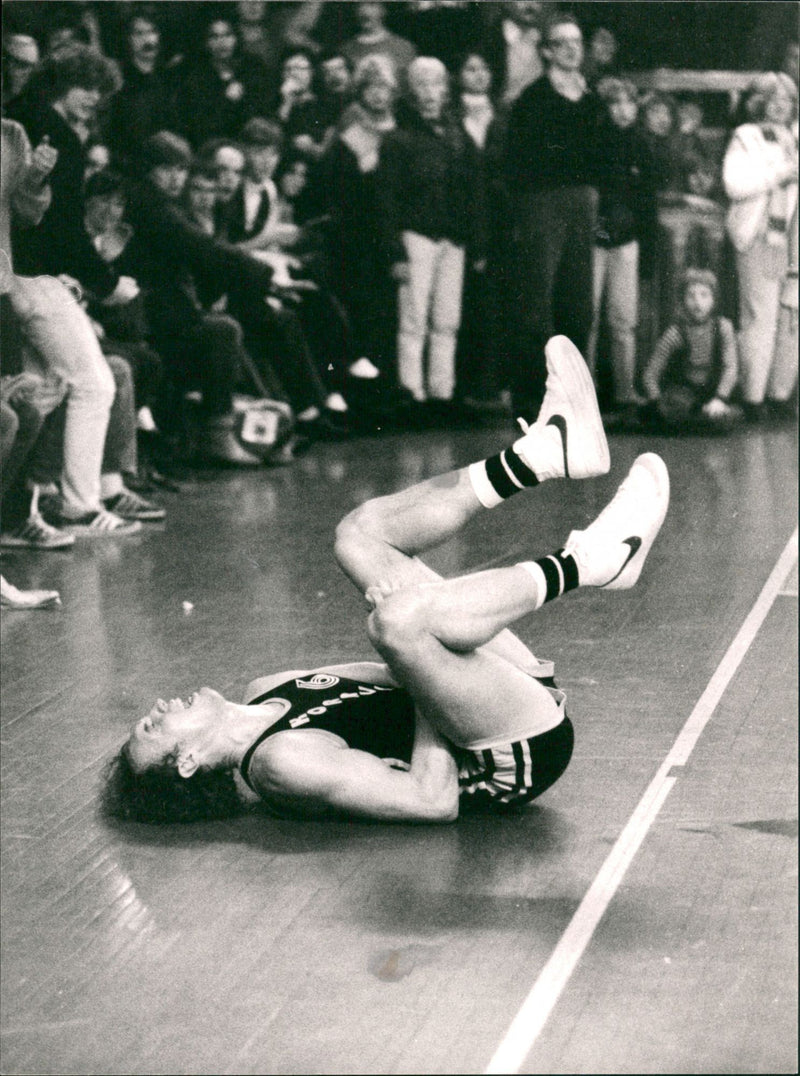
[82,169,167,437]
[107,4,180,176]
[0,370,70,551]
[640,268,740,432]
[224,118,300,251]
[84,139,112,182]
[589,78,658,415]
[380,56,473,416]
[2,115,140,537]
[207,139,247,217]
[128,133,343,450]
[172,12,274,148]
[0,372,66,608]
[341,2,417,89]
[723,72,798,423]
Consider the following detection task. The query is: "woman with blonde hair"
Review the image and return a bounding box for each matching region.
[723,72,798,421]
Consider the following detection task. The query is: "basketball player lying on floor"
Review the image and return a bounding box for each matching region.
[106,337,670,824]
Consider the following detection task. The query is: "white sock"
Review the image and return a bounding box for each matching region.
[100,473,124,499]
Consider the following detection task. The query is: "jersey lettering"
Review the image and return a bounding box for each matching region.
[289,715,311,727]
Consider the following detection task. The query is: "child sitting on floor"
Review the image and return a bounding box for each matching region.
[640,268,741,431]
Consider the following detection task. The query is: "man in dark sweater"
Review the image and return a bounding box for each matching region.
[505,13,602,416]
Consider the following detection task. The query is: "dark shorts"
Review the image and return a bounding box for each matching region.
[456,715,575,811]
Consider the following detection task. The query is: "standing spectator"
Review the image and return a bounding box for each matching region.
[723,73,798,422]
[316,48,354,131]
[640,268,740,432]
[380,57,471,415]
[454,50,512,411]
[107,5,179,176]
[173,13,273,148]
[583,27,620,89]
[8,44,126,302]
[274,48,329,159]
[341,3,417,88]
[588,78,658,415]
[312,54,401,403]
[482,1,545,107]
[639,91,679,193]
[505,13,602,416]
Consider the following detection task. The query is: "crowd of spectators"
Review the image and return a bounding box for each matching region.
[1,1,797,607]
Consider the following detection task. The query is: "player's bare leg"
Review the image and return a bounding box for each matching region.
[335,336,610,596]
[366,454,670,747]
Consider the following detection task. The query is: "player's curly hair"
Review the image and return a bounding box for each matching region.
[102,744,245,824]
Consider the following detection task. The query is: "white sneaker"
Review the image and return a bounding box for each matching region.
[514,336,610,481]
[563,453,670,589]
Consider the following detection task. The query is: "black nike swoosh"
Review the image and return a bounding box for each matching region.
[601,536,642,587]
[546,414,569,477]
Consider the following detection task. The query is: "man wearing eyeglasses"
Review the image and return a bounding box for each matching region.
[505,12,602,419]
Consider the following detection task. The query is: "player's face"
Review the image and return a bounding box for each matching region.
[360,78,393,114]
[684,283,714,323]
[127,687,226,773]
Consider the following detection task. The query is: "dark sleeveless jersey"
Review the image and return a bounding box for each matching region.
[240,672,417,792]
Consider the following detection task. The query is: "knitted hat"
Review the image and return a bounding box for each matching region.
[141,130,193,171]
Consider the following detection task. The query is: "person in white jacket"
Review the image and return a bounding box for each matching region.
[723,72,798,421]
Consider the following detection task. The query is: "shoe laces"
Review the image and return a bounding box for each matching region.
[516,416,531,434]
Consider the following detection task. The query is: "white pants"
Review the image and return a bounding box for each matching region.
[16,275,114,515]
[736,236,794,404]
[587,241,640,404]
[397,231,465,401]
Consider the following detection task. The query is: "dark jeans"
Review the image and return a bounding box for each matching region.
[511,185,598,412]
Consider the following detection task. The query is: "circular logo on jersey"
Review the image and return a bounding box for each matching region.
[295,674,341,690]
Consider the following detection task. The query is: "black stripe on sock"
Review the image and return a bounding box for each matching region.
[556,550,579,592]
[485,454,518,500]
[537,556,562,602]
[504,446,540,488]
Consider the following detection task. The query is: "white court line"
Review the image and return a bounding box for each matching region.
[485,527,799,1076]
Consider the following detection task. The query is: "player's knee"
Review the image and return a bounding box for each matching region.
[334,503,380,565]
[366,588,428,656]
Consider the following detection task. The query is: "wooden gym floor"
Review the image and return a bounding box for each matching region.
[1,419,797,1075]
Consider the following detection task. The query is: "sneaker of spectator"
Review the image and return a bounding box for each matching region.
[0,575,61,609]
